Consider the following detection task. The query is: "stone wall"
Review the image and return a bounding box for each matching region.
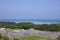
[0,29,60,39]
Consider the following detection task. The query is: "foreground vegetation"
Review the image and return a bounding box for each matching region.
[0,37,53,40]
[0,22,60,32]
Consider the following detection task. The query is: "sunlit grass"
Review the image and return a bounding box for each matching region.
[5,28,21,31]
[5,36,53,40]
[18,36,53,40]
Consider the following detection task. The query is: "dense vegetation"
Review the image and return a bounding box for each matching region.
[0,22,60,32]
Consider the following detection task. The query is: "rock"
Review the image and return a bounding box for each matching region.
[0,28,5,30]
[20,29,25,31]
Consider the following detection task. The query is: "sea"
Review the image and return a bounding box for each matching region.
[0,19,60,24]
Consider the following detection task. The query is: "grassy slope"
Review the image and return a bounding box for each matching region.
[0,36,53,40]
[20,37,51,40]
[12,36,53,40]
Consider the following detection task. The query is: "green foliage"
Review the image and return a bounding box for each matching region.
[2,37,9,40]
[0,34,2,40]
[0,22,60,32]
[13,38,19,40]
[16,22,34,29]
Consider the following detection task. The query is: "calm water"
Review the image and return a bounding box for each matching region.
[15,21,60,24]
[0,19,60,24]
[14,19,60,24]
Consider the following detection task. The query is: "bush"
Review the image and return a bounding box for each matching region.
[0,34,2,39]
[3,37,9,40]
[0,22,60,31]
[13,38,19,40]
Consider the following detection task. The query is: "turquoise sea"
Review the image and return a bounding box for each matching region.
[15,21,60,24]
[0,19,60,24]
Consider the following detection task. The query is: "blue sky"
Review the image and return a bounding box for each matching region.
[0,0,60,19]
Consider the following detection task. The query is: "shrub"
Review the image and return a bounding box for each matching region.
[0,34,2,39]
[13,38,19,40]
[3,37,9,40]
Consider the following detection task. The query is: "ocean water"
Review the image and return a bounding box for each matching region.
[0,19,60,24]
[15,21,60,24]
[13,19,60,24]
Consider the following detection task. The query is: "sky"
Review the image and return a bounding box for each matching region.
[0,0,60,19]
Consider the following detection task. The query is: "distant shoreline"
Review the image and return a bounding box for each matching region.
[0,19,60,24]
[14,21,60,24]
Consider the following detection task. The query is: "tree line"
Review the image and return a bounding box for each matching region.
[0,22,60,32]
